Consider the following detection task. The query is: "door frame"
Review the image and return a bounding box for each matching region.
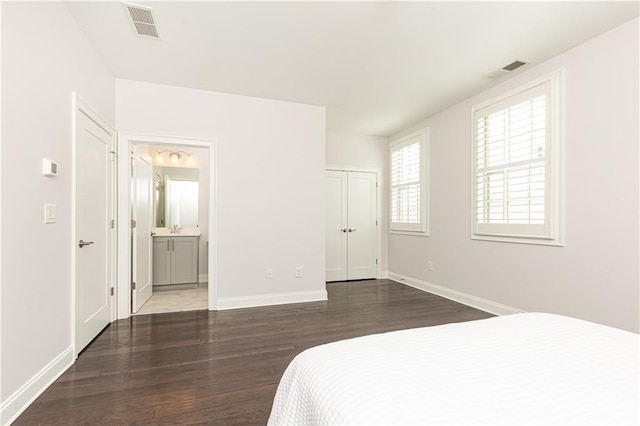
[71,93,117,358]
[326,164,383,280]
[116,132,218,318]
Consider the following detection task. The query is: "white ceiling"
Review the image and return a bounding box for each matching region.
[66,1,638,136]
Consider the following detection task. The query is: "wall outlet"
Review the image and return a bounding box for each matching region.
[266,268,273,279]
[295,266,303,278]
[427,261,434,271]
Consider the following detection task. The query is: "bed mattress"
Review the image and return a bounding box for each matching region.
[268,313,639,425]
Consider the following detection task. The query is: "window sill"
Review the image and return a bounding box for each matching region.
[471,234,564,247]
[390,230,429,237]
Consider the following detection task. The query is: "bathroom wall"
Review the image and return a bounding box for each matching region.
[155,161,209,281]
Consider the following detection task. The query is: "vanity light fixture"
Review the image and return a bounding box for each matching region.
[155,150,194,166]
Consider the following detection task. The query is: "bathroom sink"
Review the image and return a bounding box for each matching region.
[152,227,201,237]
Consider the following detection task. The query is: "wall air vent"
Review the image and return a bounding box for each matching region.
[487,59,530,79]
[123,2,159,38]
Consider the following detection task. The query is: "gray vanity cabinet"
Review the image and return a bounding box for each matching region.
[153,236,199,285]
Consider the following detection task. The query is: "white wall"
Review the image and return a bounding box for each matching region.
[116,79,326,306]
[1,2,115,423]
[326,132,389,274]
[326,132,388,168]
[389,19,639,332]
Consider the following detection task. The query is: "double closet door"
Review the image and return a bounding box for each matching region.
[325,170,378,282]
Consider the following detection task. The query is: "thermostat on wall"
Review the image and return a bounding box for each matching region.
[42,159,58,177]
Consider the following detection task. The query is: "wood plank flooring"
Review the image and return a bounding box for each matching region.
[16,279,492,425]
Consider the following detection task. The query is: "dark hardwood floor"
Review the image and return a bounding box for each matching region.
[16,279,492,425]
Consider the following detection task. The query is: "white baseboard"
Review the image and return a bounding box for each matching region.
[387,272,524,316]
[198,273,208,284]
[1,347,74,425]
[380,270,389,279]
[217,290,328,310]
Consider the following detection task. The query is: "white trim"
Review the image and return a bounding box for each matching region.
[389,128,430,236]
[117,132,218,318]
[0,5,3,418]
[326,164,380,174]
[217,290,328,310]
[473,69,564,112]
[387,272,524,316]
[471,234,564,247]
[71,93,116,359]
[198,273,209,284]
[325,164,383,279]
[389,230,430,237]
[0,347,73,425]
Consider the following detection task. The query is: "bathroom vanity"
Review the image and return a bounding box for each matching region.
[150,164,201,287]
[152,230,199,286]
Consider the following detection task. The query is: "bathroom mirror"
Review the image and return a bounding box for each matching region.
[153,166,199,228]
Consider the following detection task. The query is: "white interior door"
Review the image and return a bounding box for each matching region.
[325,170,377,282]
[132,154,153,312]
[76,109,112,354]
[347,172,377,280]
[325,171,348,281]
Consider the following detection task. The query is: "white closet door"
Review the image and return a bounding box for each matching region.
[347,172,377,280]
[325,170,377,282]
[325,171,348,282]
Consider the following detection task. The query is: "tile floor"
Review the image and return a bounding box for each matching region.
[135,284,208,315]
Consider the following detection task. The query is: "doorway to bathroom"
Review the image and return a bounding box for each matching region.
[116,133,217,318]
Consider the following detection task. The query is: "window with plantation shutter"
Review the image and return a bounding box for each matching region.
[390,129,428,235]
[472,70,564,245]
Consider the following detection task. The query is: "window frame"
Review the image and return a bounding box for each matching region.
[471,69,565,246]
[389,128,429,236]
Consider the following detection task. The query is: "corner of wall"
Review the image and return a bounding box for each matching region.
[387,272,525,316]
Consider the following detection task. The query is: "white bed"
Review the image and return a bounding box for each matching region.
[268,313,639,425]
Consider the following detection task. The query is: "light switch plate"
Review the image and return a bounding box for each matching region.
[44,204,56,224]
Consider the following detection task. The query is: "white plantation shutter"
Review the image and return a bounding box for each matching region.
[472,71,563,244]
[390,130,428,234]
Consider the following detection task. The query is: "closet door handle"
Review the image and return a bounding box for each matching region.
[340,228,347,233]
[78,240,94,248]
[167,240,170,251]
[348,228,356,232]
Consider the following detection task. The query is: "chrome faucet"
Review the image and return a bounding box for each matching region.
[171,224,179,234]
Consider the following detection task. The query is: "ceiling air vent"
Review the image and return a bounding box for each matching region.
[123,2,158,38]
[487,59,530,79]
[502,60,528,71]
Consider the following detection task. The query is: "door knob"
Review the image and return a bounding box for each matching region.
[78,240,94,248]
[340,228,347,233]
[348,228,356,232]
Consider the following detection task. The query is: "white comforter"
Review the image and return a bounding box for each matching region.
[268,313,639,425]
